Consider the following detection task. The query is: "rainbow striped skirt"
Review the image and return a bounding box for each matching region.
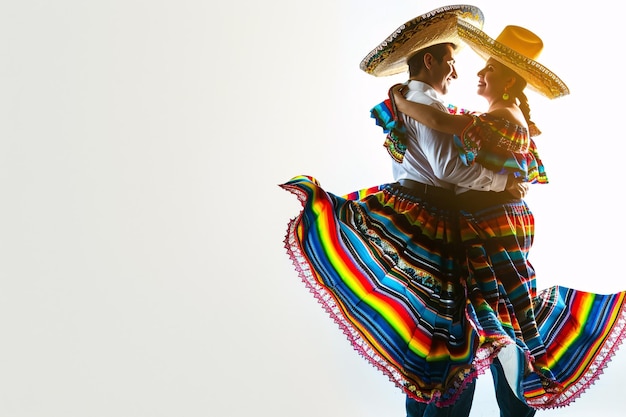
[280,175,626,408]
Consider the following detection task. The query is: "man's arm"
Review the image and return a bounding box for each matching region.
[414,117,509,192]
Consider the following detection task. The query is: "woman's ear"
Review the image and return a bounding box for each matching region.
[506,76,518,91]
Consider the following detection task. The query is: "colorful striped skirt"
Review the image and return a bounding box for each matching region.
[459,201,626,408]
[281,175,485,405]
[281,175,626,408]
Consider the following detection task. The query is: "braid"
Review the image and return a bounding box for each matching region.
[517,90,541,137]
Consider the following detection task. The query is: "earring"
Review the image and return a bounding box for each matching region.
[502,91,510,100]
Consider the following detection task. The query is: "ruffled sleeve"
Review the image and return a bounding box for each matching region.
[370,98,407,163]
[454,113,548,184]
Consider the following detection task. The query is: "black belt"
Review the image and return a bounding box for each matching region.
[394,179,520,212]
[396,179,454,196]
[394,179,456,206]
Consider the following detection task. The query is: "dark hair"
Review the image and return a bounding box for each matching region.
[407,43,456,77]
[504,67,542,136]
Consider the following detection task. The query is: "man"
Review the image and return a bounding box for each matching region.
[390,42,512,195]
[397,42,534,417]
[361,6,533,417]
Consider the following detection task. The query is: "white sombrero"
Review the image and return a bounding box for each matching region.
[457,20,569,99]
[360,4,484,77]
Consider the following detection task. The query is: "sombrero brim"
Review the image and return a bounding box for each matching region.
[457,20,570,99]
[360,5,484,77]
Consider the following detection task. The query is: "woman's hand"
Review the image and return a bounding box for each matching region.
[389,84,405,102]
[389,84,407,114]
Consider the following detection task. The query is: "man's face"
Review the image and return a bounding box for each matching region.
[430,44,457,95]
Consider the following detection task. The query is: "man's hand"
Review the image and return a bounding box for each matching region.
[505,175,529,199]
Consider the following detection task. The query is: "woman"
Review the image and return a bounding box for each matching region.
[386,23,626,409]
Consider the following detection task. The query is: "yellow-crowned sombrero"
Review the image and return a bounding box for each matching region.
[457,20,569,99]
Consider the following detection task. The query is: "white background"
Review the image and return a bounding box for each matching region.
[0,1,623,416]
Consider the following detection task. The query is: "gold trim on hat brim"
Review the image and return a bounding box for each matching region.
[457,20,569,99]
[360,5,484,77]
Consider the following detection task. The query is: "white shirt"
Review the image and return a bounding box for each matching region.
[392,80,508,193]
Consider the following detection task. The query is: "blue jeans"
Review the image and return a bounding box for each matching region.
[406,359,535,417]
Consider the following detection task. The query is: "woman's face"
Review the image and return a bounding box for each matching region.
[476,58,512,100]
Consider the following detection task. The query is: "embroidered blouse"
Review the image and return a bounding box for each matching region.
[456,113,548,184]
